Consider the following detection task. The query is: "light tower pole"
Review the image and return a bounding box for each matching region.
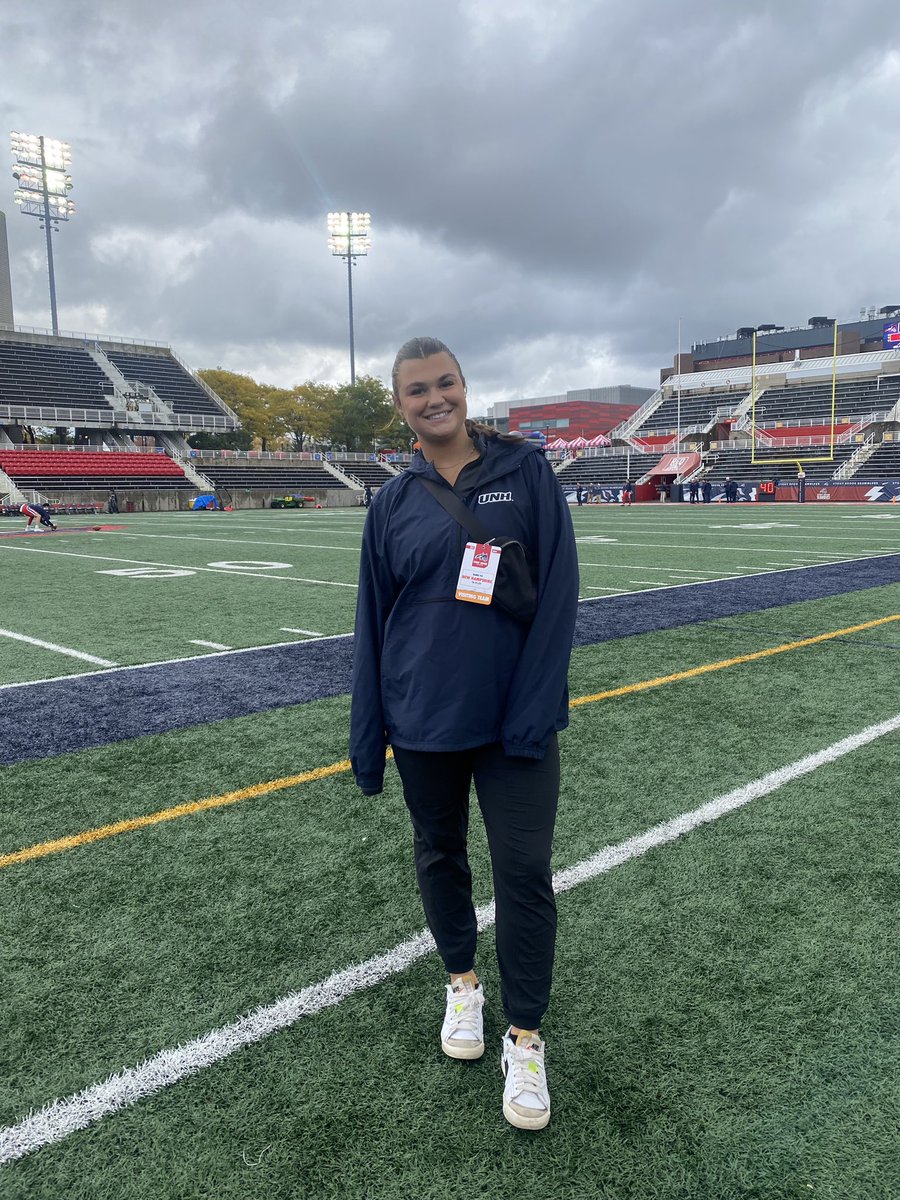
[327,211,370,384]
[10,132,75,335]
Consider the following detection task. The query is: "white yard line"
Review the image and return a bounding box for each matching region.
[0,545,358,589]
[0,633,353,693]
[582,540,898,556]
[280,627,324,637]
[188,640,232,651]
[2,712,897,1164]
[111,533,360,552]
[576,551,900,604]
[0,629,117,667]
[579,563,743,577]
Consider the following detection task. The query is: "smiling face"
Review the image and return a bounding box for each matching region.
[393,351,470,453]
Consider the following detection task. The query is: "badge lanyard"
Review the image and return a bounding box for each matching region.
[455,541,502,606]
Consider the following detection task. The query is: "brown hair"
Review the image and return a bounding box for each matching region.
[390,336,466,399]
[390,337,520,442]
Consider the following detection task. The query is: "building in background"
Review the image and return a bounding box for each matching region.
[0,212,13,329]
[485,384,652,438]
[663,305,900,382]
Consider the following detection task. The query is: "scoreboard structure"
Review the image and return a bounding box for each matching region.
[884,322,900,350]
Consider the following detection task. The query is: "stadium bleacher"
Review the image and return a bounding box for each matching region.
[200,463,349,491]
[0,449,188,490]
[0,339,112,411]
[751,375,900,425]
[335,461,397,488]
[857,440,900,480]
[556,454,651,488]
[637,390,742,434]
[105,350,225,420]
[702,445,857,483]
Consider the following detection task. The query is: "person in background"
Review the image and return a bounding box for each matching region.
[724,477,737,503]
[107,490,119,514]
[702,478,712,504]
[20,502,57,532]
[351,336,578,1131]
[622,478,634,506]
[364,483,373,508]
[688,479,699,504]
[576,485,584,506]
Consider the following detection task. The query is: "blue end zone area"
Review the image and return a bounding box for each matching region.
[2,554,899,766]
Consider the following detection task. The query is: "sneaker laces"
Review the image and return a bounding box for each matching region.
[444,984,484,1040]
[507,1038,547,1105]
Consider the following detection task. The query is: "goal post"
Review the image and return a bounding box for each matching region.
[749,321,838,467]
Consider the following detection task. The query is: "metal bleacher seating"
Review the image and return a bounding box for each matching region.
[336,461,397,488]
[556,454,651,487]
[637,389,741,434]
[200,463,349,491]
[106,350,224,420]
[0,339,112,412]
[753,375,900,426]
[703,445,856,483]
[857,440,900,480]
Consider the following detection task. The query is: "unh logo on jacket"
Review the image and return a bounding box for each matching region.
[478,491,513,504]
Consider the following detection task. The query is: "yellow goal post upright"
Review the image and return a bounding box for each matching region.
[749,320,838,474]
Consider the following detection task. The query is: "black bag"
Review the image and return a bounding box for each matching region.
[417,477,537,624]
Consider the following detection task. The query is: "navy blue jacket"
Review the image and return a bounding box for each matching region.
[350,434,579,795]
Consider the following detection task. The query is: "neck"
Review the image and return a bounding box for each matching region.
[422,429,476,470]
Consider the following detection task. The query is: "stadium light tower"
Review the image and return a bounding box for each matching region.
[327,211,370,384]
[10,132,75,335]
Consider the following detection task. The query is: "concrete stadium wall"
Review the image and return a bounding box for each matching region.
[220,489,362,509]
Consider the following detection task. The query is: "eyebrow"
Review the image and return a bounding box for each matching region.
[404,372,457,390]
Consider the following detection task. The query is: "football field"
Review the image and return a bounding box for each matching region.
[1,504,899,1199]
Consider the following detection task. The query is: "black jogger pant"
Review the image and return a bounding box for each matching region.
[392,736,559,1030]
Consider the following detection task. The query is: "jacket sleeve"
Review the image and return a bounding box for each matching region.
[349,501,398,794]
[500,455,579,759]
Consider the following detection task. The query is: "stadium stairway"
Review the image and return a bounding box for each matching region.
[320,459,365,494]
[833,436,881,480]
[154,434,217,493]
[0,463,26,505]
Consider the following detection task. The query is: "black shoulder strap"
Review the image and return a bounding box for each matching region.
[416,476,493,543]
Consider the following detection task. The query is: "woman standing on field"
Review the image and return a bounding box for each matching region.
[350,336,578,1130]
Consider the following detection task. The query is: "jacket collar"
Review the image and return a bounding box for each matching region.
[407,433,539,489]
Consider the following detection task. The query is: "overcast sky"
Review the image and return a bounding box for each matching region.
[2,0,898,412]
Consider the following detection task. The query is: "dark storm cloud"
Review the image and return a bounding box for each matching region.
[1,0,898,399]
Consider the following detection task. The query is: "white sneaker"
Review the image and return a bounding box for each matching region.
[501,1029,550,1130]
[440,980,485,1060]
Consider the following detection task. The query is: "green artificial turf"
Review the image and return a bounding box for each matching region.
[1,511,898,1196]
[2,506,899,684]
[2,731,896,1199]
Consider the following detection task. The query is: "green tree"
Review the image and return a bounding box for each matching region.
[327,375,395,452]
[252,386,297,451]
[187,429,254,451]
[197,369,260,420]
[197,370,296,451]
[285,382,337,452]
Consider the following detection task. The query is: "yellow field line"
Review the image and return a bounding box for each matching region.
[570,613,900,708]
[2,614,898,871]
[0,761,351,869]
